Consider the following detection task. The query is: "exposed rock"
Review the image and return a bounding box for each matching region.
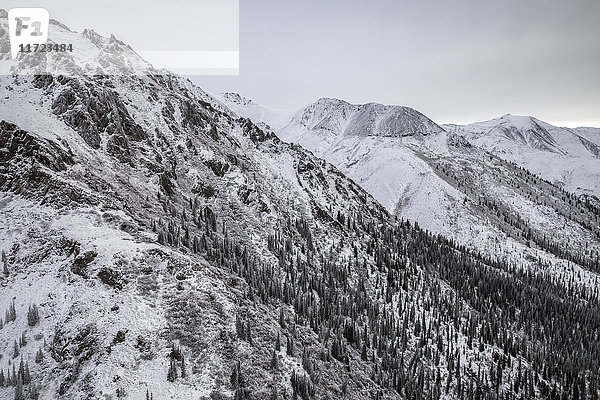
[71,250,98,277]
[97,267,127,290]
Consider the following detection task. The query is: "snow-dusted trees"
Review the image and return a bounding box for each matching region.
[166,343,187,382]
[14,376,24,400]
[167,359,178,382]
[230,361,250,400]
[27,304,40,327]
[2,249,8,276]
[35,348,44,364]
[291,370,314,400]
[145,388,154,400]
[0,358,33,399]
[235,314,253,344]
[270,349,279,370]
[4,300,16,324]
[150,150,600,399]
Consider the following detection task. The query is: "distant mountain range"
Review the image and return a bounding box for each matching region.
[222,94,600,199]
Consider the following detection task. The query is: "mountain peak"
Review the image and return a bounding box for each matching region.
[499,113,539,124]
[314,97,351,105]
[49,18,72,31]
[290,98,444,138]
[218,92,293,130]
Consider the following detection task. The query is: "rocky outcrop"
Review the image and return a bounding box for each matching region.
[34,76,147,164]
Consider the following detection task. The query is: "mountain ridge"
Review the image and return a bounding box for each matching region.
[222,94,600,198]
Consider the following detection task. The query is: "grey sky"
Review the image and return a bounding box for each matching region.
[2,0,238,50]
[194,0,600,127]
[2,0,597,126]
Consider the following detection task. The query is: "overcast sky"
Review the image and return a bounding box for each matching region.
[2,1,598,126]
[194,0,600,127]
[2,0,238,50]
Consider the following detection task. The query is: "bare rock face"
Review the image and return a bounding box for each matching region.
[0,120,77,200]
[35,75,146,162]
[0,121,75,172]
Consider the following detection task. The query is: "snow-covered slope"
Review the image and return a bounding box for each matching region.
[444,114,600,197]
[271,98,448,212]
[227,94,600,400]
[0,66,408,398]
[221,95,455,218]
[231,96,600,280]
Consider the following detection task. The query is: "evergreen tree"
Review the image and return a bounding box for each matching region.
[12,341,19,358]
[235,315,245,340]
[269,383,279,400]
[245,320,252,345]
[27,304,40,327]
[18,358,25,383]
[2,250,8,277]
[180,355,187,378]
[230,361,242,389]
[13,376,23,400]
[23,363,31,385]
[270,349,279,370]
[29,383,40,400]
[35,348,43,364]
[167,359,178,382]
[5,300,16,323]
[279,309,285,328]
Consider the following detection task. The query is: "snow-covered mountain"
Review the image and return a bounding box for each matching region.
[222,95,454,215]
[444,114,600,197]
[2,11,600,400]
[224,94,600,283]
[0,16,397,399]
[282,98,444,145]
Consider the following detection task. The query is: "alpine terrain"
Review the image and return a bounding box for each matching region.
[1,10,600,400]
